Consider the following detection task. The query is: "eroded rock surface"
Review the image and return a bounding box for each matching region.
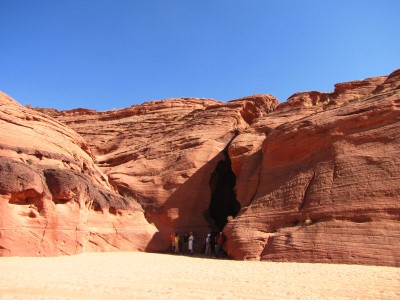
[52,95,278,251]
[0,92,160,256]
[225,70,400,266]
[2,69,400,266]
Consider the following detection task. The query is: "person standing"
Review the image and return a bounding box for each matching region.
[205,233,211,256]
[174,234,180,254]
[214,232,226,258]
[212,234,217,253]
[182,233,188,253]
[188,232,195,255]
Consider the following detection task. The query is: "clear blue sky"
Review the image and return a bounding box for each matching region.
[1,0,399,111]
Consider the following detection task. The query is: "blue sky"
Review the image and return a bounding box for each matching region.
[1,0,399,111]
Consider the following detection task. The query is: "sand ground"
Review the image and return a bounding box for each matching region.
[0,252,399,300]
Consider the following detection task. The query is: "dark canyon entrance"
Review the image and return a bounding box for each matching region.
[207,150,241,231]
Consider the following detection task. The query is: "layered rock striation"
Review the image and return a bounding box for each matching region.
[1,69,399,266]
[225,69,400,266]
[0,92,160,256]
[51,95,278,251]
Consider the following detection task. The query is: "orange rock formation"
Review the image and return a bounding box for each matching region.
[0,92,161,255]
[1,69,399,266]
[51,95,277,252]
[226,69,400,266]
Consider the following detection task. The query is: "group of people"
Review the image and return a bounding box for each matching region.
[204,232,226,258]
[171,232,195,255]
[171,231,226,258]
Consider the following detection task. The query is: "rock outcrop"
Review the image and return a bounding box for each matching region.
[51,95,278,251]
[1,69,399,267]
[225,69,400,266]
[0,92,160,256]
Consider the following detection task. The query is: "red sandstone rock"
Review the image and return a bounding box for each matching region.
[0,92,160,256]
[53,95,278,251]
[374,68,400,93]
[2,68,400,267]
[225,69,400,266]
[280,75,387,110]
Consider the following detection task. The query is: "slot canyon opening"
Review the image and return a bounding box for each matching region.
[207,152,241,231]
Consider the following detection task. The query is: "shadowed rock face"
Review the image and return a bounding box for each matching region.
[208,146,241,231]
[1,69,400,266]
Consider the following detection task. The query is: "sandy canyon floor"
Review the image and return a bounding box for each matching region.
[0,252,399,299]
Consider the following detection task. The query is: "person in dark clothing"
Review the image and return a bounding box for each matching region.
[205,233,212,255]
[182,233,188,253]
[214,232,226,258]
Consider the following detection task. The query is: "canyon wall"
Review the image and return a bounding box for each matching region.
[50,95,278,251]
[1,69,399,266]
[0,92,161,256]
[226,69,400,266]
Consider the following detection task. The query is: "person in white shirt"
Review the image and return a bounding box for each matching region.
[188,232,195,255]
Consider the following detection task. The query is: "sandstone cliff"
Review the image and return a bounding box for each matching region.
[50,95,278,251]
[0,92,161,256]
[1,69,399,266]
[226,69,400,266]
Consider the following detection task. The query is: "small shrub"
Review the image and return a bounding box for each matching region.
[26,159,33,165]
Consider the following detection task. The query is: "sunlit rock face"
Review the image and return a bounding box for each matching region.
[225,69,400,266]
[2,69,400,266]
[0,92,161,256]
[52,95,278,251]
